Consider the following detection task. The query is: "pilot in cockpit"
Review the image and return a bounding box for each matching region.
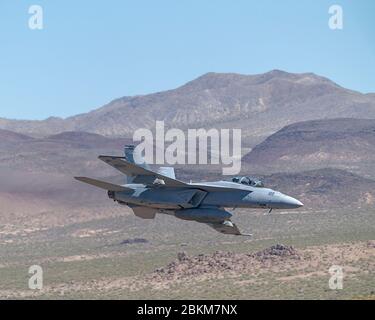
[231,176,264,187]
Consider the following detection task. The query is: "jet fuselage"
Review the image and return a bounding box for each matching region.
[111,180,303,210]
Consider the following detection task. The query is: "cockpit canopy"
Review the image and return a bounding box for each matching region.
[232,176,264,187]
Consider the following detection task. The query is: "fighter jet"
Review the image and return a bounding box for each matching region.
[75,145,303,236]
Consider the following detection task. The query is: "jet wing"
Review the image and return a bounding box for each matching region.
[74,177,133,192]
[207,220,252,236]
[98,156,187,187]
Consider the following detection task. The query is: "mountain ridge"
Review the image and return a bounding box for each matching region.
[243,118,375,178]
[1,70,374,143]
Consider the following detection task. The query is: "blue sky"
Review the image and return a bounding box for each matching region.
[0,0,374,120]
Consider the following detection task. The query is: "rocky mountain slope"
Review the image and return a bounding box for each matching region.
[262,168,375,209]
[1,70,375,145]
[243,118,375,178]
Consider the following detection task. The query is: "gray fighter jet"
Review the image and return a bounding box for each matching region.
[75,146,303,236]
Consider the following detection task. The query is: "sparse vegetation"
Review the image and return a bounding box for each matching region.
[0,208,373,299]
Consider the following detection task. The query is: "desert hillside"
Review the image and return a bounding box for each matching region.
[243,118,375,178]
[1,70,375,145]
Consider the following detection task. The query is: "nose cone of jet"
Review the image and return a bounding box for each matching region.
[283,195,304,208]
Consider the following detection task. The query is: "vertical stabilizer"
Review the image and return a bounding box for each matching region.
[124,145,151,183]
[157,167,176,179]
[124,145,136,164]
[124,145,150,169]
